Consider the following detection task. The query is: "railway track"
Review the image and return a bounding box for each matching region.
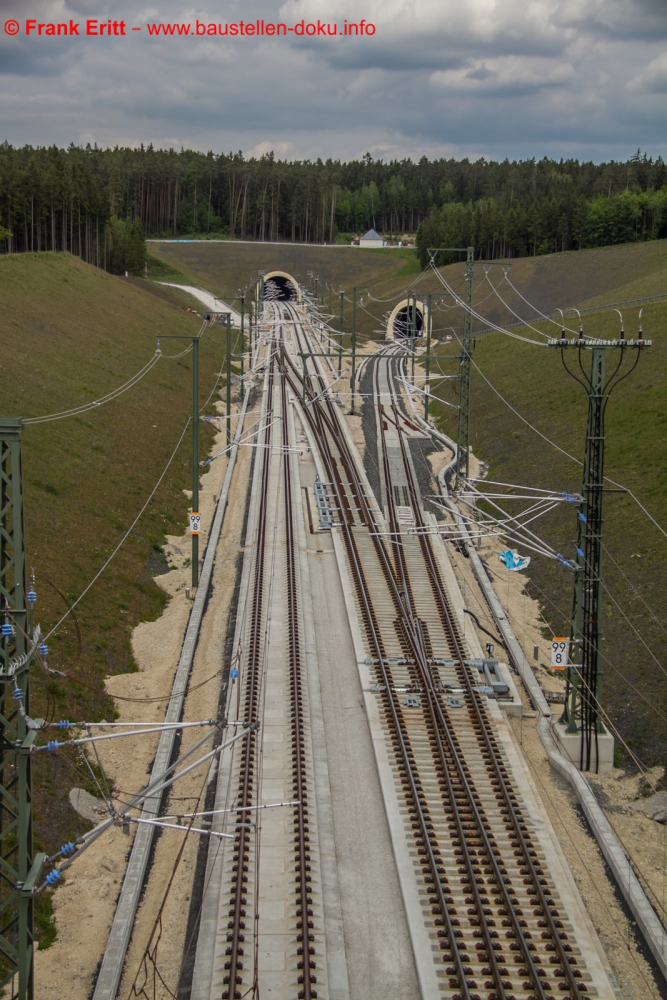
[79,289,619,1000]
[193,316,322,1000]
[278,347,317,1000]
[283,303,594,999]
[222,348,276,1000]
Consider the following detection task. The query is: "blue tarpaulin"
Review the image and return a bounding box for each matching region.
[498,549,531,571]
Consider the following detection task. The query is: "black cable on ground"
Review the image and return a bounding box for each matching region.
[462,608,508,654]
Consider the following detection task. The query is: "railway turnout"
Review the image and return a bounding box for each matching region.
[99,295,617,1000]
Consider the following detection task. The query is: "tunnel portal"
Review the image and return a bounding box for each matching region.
[387,299,426,340]
[263,271,299,302]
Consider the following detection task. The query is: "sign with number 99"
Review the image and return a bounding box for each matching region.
[551,637,568,670]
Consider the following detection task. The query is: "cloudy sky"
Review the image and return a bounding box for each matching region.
[0,0,665,162]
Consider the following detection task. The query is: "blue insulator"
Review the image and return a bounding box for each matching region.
[1,622,13,637]
[577,548,584,558]
[60,842,75,857]
[28,590,37,604]
[39,643,48,658]
[578,512,587,522]
[46,740,60,751]
[13,686,23,702]
[45,869,61,886]
[57,720,71,730]
[230,667,239,680]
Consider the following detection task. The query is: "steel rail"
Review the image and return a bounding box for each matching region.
[223,353,276,999]
[389,354,584,998]
[375,359,515,999]
[284,310,475,997]
[278,329,316,1000]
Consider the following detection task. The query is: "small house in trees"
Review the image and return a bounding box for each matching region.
[359,228,385,248]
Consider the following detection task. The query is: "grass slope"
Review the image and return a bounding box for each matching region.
[150,238,667,343]
[0,252,223,879]
[148,239,422,291]
[148,240,421,315]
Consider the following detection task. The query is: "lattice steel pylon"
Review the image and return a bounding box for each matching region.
[554,332,650,771]
[0,417,39,1000]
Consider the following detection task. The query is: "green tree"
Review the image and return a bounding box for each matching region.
[108,218,146,275]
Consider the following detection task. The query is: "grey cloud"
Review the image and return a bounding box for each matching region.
[559,0,667,40]
[66,1,115,10]
[466,65,494,81]
[0,40,79,75]
[286,30,573,74]
[0,0,664,163]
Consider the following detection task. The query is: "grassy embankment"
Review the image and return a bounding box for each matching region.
[150,237,667,339]
[0,252,231,941]
[147,240,422,323]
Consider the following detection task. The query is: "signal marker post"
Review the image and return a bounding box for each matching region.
[248,299,253,363]
[238,289,245,378]
[549,328,650,772]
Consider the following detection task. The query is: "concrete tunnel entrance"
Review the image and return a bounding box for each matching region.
[386,298,426,340]
[263,271,300,302]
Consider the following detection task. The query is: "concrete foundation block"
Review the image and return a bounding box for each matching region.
[498,699,523,718]
[553,721,614,774]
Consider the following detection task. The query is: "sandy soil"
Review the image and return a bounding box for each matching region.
[506,715,666,999]
[346,411,366,461]
[35,396,257,1000]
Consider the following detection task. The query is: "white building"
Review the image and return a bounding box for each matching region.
[358,228,385,248]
